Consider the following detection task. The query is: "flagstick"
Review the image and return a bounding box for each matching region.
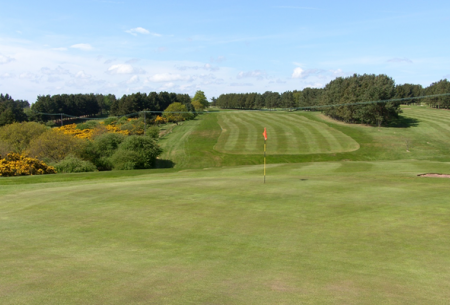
[264,139,266,184]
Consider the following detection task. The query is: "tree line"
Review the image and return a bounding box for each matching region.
[0,91,212,127]
[212,75,450,125]
[0,94,30,126]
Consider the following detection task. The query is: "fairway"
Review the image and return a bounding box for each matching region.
[2,161,450,304]
[158,106,450,170]
[215,111,359,154]
[3,106,450,304]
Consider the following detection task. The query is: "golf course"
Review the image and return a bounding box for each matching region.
[2,106,450,304]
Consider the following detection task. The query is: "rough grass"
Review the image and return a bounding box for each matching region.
[2,161,450,304]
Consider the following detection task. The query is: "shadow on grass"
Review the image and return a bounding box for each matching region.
[385,116,420,128]
[154,159,175,168]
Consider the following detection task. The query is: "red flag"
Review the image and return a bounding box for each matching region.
[263,127,267,141]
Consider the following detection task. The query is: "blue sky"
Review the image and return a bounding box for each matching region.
[0,0,449,102]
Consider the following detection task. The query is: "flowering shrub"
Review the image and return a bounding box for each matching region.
[55,122,129,139]
[0,153,56,176]
[55,124,94,139]
[104,123,129,135]
[154,115,167,125]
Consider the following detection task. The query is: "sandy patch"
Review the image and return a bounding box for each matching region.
[418,173,450,178]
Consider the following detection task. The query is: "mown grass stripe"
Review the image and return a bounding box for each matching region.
[214,111,359,155]
[237,112,278,152]
[219,114,240,152]
[232,113,259,152]
[265,114,301,153]
[242,112,290,153]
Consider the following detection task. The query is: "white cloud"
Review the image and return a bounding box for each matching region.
[159,82,175,90]
[127,75,139,84]
[19,72,41,83]
[148,73,192,82]
[210,56,226,63]
[230,82,253,87]
[126,27,161,37]
[292,67,305,79]
[0,54,15,64]
[75,71,91,79]
[51,47,67,51]
[47,76,64,82]
[291,67,324,79]
[70,43,93,51]
[175,64,219,71]
[237,70,266,79]
[0,72,14,79]
[40,66,71,76]
[126,58,140,64]
[268,78,287,84]
[330,69,345,77]
[104,58,117,64]
[106,64,145,75]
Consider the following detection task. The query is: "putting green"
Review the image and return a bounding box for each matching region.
[2,161,450,304]
[215,111,359,154]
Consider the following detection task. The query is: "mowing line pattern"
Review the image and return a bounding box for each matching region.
[215,112,359,155]
[402,108,450,144]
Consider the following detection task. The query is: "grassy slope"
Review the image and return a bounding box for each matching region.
[215,111,359,154]
[159,106,450,169]
[2,161,450,304]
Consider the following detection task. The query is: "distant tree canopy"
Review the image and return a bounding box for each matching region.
[0,94,29,127]
[214,74,406,125]
[110,92,194,116]
[32,94,102,120]
[395,83,423,104]
[321,74,400,124]
[423,79,450,109]
[30,92,195,121]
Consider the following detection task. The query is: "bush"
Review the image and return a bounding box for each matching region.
[0,122,48,153]
[163,102,194,124]
[28,129,86,162]
[76,120,99,130]
[110,135,162,170]
[82,132,126,170]
[146,125,160,139]
[0,140,12,157]
[119,118,145,135]
[103,117,118,126]
[0,153,56,176]
[109,149,140,170]
[53,155,97,173]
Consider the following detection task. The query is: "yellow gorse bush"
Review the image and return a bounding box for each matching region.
[0,153,57,177]
[54,124,94,139]
[54,123,129,139]
[103,123,130,135]
[154,115,167,124]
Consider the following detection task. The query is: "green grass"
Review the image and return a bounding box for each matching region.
[2,161,450,304]
[159,106,450,169]
[3,106,450,304]
[215,111,359,154]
